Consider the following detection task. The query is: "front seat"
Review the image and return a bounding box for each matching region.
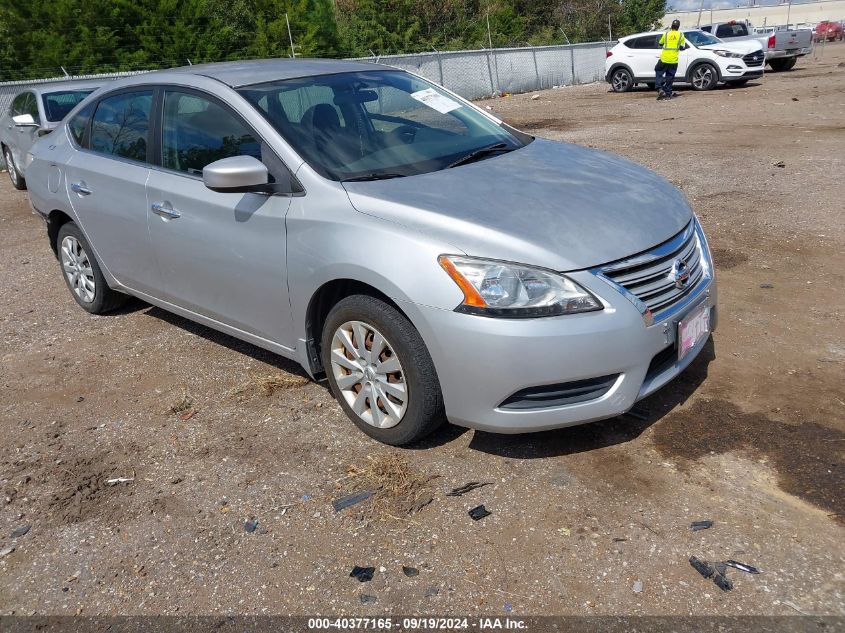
[302,103,360,168]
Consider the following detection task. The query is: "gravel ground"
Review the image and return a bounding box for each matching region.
[1,44,843,618]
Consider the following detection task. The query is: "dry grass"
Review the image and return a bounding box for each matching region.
[231,371,309,400]
[343,453,437,517]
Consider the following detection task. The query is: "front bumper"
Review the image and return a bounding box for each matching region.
[402,235,717,434]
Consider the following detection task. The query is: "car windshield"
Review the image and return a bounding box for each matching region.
[684,31,723,47]
[239,70,529,181]
[42,89,96,122]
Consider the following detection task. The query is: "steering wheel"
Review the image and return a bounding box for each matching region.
[392,125,418,144]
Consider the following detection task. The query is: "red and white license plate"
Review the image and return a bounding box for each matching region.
[678,304,710,360]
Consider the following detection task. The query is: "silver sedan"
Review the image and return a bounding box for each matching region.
[26,59,717,445]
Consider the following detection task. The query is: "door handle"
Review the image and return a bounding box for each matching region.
[151,202,181,219]
[70,182,92,195]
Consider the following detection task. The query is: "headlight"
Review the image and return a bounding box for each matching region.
[713,49,743,58]
[438,255,602,318]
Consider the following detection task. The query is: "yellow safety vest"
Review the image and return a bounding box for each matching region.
[659,30,686,64]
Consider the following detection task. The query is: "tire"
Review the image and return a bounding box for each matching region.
[646,82,656,90]
[768,58,791,72]
[321,294,444,446]
[609,68,633,93]
[784,57,797,70]
[56,222,127,314]
[3,145,26,190]
[689,63,718,90]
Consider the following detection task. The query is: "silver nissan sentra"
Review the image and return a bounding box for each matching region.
[26,59,716,445]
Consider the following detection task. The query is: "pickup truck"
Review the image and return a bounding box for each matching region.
[700,21,812,71]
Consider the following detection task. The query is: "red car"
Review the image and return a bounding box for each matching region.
[814,21,844,42]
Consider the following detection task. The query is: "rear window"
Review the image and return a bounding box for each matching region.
[43,90,95,122]
[716,23,749,37]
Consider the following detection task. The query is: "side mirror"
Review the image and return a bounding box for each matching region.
[12,113,38,127]
[203,155,269,193]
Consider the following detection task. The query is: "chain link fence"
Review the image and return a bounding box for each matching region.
[1,42,612,170]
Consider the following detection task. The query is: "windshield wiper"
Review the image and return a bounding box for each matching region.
[447,142,514,169]
[342,173,407,182]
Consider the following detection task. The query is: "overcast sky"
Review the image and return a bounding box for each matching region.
[668,0,819,11]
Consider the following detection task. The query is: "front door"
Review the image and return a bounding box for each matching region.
[64,89,161,294]
[145,88,292,346]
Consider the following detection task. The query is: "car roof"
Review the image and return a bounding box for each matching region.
[161,58,390,88]
[27,80,108,96]
[619,29,705,42]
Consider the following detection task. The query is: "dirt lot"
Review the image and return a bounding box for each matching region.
[1,44,844,618]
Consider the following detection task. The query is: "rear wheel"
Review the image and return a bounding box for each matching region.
[610,68,634,93]
[768,57,793,72]
[322,294,444,446]
[690,63,718,90]
[3,146,26,190]
[784,57,797,70]
[57,222,127,314]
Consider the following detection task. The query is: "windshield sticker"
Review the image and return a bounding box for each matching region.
[410,88,462,114]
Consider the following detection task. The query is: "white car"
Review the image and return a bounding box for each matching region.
[605,29,765,93]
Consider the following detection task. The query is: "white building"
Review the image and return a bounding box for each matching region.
[663,0,845,28]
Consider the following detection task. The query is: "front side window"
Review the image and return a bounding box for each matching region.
[162,90,261,175]
[43,90,95,123]
[11,92,39,124]
[90,91,153,162]
[239,70,529,181]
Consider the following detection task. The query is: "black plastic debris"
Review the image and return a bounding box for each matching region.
[11,525,31,538]
[402,566,419,577]
[359,594,377,604]
[446,482,493,497]
[689,556,715,579]
[244,519,259,533]
[690,520,713,531]
[332,490,374,512]
[713,571,733,592]
[760,283,774,289]
[468,505,491,521]
[725,560,760,574]
[350,566,375,582]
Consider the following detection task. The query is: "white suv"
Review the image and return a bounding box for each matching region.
[605,29,764,93]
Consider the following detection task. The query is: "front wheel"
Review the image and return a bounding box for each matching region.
[321,295,444,446]
[690,64,718,90]
[3,146,26,190]
[610,68,633,93]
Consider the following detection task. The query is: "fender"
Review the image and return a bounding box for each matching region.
[684,59,723,83]
[605,63,635,83]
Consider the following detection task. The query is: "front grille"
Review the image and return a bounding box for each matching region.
[499,375,619,410]
[743,51,764,67]
[599,222,705,316]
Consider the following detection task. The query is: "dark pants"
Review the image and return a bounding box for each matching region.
[655,61,678,96]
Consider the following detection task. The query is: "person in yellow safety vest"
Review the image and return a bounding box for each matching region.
[656,20,686,100]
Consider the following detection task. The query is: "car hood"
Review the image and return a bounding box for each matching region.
[699,39,762,53]
[343,138,693,271]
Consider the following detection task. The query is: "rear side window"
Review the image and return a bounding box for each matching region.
[629,35,661,49]
[90,90,153,162]
[162,90,262,175]
[68,101,96,147]
[701,26,712,33]
[716,23,748,37]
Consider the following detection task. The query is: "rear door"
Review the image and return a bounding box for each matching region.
[629,35,662,78]
[64,88,162,294]
[145,87,293,345]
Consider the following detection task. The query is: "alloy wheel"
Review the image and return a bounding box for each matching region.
[4,149,18,186]
[60,235,96,303]
[692,66,714,90]
[612,70,631,92]
[329,320,408,429]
